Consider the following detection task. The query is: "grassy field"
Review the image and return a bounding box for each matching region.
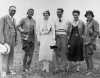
[5,34,100,78]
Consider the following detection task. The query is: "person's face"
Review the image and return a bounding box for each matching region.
[57,10,63,18]
[73,12,79,21]
[9,8,16,17]
[27,10,34,18]
[43,12,49,20]
[86,14,93,21]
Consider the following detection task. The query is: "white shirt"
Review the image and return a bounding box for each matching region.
[9,15,14,22]
[72,20,80,27]
[37,19,55,41]
[54,18,67,35]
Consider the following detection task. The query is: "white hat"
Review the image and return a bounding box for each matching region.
[4,43,10,54]
[0,43,10,54]
[50,40,56,46]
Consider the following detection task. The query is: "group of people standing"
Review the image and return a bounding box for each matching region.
[0,5,99,77]
[37,8,99,76]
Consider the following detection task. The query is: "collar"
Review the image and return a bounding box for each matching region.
[8,15,14,19]
[72,19,80,26]
[87,19,93,24]
[57,17,64,23]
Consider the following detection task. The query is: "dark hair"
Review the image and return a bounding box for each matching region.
[9,5,16,10]
[85,10,94,17]
[72,10,80,15]
[57,8,64,13]
[43,10,50,16]
[27,8,34,14]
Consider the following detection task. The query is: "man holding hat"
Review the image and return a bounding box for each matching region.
[0,5,17,75]
[0,43,10,77]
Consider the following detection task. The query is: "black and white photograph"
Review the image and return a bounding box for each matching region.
[0,0,100,78]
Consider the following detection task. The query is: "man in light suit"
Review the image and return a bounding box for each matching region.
[0,5,17,75]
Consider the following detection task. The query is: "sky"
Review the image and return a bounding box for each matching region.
[0,0,100,25]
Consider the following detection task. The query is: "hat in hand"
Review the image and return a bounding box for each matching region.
[50,41,57,49]
[0,43,10,54]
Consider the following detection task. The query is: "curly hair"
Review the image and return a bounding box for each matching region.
[85,10,94,17]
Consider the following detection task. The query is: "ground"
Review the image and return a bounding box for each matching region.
[4,36,100,78]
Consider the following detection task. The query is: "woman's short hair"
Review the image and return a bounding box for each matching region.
[43,10,50,16]
[72,10,80,15]
[85,10,94,17]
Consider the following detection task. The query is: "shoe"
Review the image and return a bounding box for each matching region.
[46,69,49,73]
[86,72,92,76]
[76,66,80,72]
[76,68,80,72]
[29,68,32,72]
[65,64,70,72]
[1,72,7,78]
[54,68,60,74]
[10,70,16,75]
[25,69,29,72]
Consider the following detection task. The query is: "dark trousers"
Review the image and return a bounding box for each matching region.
[22,40,34,69]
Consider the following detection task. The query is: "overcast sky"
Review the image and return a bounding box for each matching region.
[0,0,100,25]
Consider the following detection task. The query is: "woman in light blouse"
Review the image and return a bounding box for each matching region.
[38,10,55,73]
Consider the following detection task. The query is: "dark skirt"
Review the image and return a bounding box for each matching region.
[67,26,84,62]
[67,35,84,62]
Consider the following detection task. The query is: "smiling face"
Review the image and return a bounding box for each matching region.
[43,11,50,20]
[57,9,63,19]
[27,9,34,18]
[86,14,93,21]
[73,12,79,21]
